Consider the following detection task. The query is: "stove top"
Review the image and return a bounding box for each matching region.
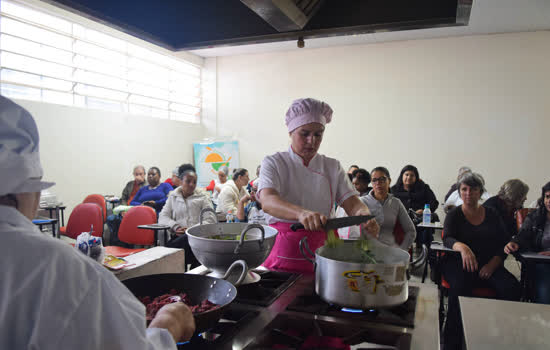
[286,285,419,328]
[235,270,301,306]
[244,312,412,350]
[181,269,438,350]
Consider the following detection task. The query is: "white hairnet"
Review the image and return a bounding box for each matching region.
[0,96,54,196]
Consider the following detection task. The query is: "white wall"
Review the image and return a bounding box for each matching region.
[210,31,550,213]
[15,99,205,216]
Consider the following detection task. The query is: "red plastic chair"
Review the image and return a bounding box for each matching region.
[393,220,413,262]
[105,206,157,257]
[59,203,104,239]
[516,208,535,232]
[83,194,107,223]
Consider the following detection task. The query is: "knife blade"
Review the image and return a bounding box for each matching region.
[290,215,375,232]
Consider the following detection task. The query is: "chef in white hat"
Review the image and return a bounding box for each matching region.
[0,96,195,350]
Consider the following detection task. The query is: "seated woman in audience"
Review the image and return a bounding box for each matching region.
[505,181,550,304]
[247,165,261,192]
[351,168,372,196]
[159,164,216,269]
[363,167,416,250]
[484,179,529,237]
[130,167,172,213]
[164,167,182,189]
[391,164,439,247]
[444,170,490,213]
[120,165,147,205]
[236,182,267,225]
[206,166,229,205]
[442,172,521,350]
[217,168,250,216]
[108,165,148,245]
[347,164,359,181]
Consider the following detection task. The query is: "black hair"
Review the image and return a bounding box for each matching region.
[371,166,391,180]
[353,168,371,184]
[394,164,420,190]
[233,168,248,181]
[457,172,486,195]
[149,166,161,178]
[178,163,196,179]
[535,181,550,226]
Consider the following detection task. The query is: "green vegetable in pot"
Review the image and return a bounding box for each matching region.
[325,229,342,248]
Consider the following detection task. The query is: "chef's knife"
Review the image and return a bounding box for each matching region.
[290,215,375,232]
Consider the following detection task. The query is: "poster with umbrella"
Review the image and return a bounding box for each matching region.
[193,140,240,187]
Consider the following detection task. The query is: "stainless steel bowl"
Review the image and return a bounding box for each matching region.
[186,208,278,278]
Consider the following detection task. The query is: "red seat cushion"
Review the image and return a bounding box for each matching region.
[105,246,146,258]
[441,276,497,297]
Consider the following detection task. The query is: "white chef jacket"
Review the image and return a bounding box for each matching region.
[257,146,358,224]
[159,187,216,231]
[0,205,176,350]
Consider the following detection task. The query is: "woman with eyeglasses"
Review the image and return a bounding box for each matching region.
[363,167,416,251]
[257,98,380,273]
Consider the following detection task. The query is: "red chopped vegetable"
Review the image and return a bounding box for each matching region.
[139,289,219,321]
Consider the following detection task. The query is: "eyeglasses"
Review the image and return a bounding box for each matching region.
[371,176,387,184]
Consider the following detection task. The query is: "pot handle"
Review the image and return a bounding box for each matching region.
[200,208,218,225]
[234,224,265,254]
[222,259,248,286]
[299,237,316,265]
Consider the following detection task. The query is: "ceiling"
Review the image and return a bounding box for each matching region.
[44,0,550,58]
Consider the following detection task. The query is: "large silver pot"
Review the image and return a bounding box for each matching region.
[300,237,410,308]
[186,208,278,282]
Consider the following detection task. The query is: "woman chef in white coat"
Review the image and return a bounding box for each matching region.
[258,98,380,273]
[0,96,195,350]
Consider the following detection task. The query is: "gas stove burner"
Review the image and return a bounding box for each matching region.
[286,286,419,328]
[340,307,378,315]
[234,270,301,306]
[177,305,258,349]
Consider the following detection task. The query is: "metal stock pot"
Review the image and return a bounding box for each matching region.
[186,208,278,282]
[300,238,410,308]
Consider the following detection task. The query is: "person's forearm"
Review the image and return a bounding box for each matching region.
[452,241,469,253]
[487,255,502,268]
[236,200,246,221]
[341,196,371,216]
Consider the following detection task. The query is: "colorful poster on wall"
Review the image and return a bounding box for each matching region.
[193,140,240,187]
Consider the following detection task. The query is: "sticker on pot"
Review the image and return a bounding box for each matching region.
[343,270,384,294]
[384,284,405,296]
[395,266,406,282]
[382,266,395,276]
[347,278,360,292]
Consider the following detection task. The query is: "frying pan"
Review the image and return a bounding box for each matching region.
[122,266,242,333]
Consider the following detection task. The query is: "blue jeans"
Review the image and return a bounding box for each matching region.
[535,263,550,304]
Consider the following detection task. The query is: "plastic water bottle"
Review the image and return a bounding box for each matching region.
[423,204,431,225]
[226,210,234,223]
